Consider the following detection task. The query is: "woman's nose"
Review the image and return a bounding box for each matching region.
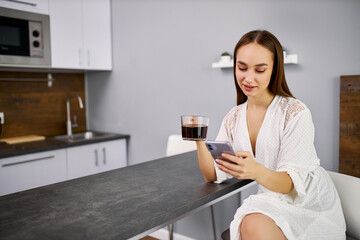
[244,71,254,83]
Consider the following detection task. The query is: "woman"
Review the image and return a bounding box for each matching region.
[196,30,345,240]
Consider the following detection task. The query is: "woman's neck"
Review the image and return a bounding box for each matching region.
[247,92,275,110]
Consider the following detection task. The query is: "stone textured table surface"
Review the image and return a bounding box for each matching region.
[0,151,252,240]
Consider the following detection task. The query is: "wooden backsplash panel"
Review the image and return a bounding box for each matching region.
[0,71,86,138]
[339,75,360,178]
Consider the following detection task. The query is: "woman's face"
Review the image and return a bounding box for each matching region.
[235,43,274,100]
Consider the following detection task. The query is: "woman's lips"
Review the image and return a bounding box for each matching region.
[243,84,256,92]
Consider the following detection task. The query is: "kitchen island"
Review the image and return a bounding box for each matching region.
[0,151,253,240]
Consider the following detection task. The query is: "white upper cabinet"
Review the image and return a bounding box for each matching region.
[0,0,49,15]
[49,0,82,69]
[49,0,112,70]
[82,0,112,70]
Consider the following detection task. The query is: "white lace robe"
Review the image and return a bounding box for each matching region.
[215,95,346,240]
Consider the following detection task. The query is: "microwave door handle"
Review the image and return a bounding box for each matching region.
[5,0,37,7]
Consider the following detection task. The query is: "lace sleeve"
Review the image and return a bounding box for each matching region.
[214,105,242,184]
[284,101,306,130]
[277,103,319,202]
[223,105,241,142]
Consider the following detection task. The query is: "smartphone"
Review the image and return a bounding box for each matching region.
[205,141,235,162]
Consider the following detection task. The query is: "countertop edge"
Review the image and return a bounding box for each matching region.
[0,132,130,159]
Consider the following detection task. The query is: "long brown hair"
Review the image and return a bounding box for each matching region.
[233,30,294,105]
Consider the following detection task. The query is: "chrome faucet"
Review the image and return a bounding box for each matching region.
[66,95,84,136]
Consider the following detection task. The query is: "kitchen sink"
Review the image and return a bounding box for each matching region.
[53,131,113,143]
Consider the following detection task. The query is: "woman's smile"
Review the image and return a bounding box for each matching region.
[243,84,256,92]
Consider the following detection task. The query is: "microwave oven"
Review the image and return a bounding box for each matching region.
[0,7,51,68]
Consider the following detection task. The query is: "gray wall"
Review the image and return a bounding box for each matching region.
[86,0,360,239]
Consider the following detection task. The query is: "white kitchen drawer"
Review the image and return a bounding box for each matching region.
[0,149,67,196]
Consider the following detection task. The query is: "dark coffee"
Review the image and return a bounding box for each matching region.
[182,124,208,140]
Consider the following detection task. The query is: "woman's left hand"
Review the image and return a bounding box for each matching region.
[215,151,264,180]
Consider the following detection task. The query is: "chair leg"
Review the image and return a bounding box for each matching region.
[168,223,174,240]
[210,205,217,240]
[168,208,216,240]
[221,228,230,240]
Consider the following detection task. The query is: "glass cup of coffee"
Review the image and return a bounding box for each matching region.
[181,115,209,141]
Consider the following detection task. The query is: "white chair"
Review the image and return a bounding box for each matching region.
[166,134,217,240]
[327,171,360,240]
[166,134,197,157]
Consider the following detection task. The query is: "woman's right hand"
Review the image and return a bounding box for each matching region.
[215,151,261,180]
[216,151,294,194]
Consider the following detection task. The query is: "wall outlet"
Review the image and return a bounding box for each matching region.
[0,112,4,124]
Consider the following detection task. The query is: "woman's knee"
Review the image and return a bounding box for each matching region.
[240,213,262,237]
[239,213,285,240]
[239,213,259,235]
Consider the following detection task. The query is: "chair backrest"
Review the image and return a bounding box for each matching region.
[166,134,197,157]
[327,171,360,239]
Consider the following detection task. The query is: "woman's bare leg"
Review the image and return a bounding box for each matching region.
[239,213,286,240]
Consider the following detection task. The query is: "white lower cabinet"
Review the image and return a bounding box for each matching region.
[0,139,127,196]
[66,139,127,180]
[0,149,67,196]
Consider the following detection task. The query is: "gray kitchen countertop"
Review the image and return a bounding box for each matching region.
[0,131,130,159]
[0,151,253,240]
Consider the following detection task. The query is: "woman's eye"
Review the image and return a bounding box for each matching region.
[239,67,247,71]
[256,69,265,73]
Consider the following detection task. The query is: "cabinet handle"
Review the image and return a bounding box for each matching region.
[78,49,82,66]
[87,50,90,66]
[2,156,54,167]
[4,0,37,7]
[103,148,106,165]
[94,149,98,166]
